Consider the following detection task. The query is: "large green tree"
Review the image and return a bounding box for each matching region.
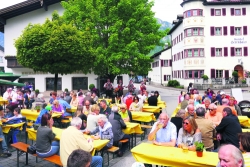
[15,12,93,91]
[62,0,167,81]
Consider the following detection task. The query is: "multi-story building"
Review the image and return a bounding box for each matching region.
[168,0,250,86]
[0,0,129,92]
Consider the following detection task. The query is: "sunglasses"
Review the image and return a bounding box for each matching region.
[208,108,214,111]
[183,122,189,125]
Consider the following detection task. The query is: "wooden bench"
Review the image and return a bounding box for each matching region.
[106,146,119,166]
[11,142,62,167]
[140,124,152,140]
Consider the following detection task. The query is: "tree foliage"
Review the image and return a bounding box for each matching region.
[15,11,93,91]
[62,0,167,81]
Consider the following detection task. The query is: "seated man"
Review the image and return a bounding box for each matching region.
[60,117,103,167]
[148,113,177,147]
[205,103,222,127]
[67,149,92,167]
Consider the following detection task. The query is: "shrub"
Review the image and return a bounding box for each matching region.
[89,84,95,90]
[232,71,238,77]
[35,89,39,94]
[242,80,246,84]
[64,88,68,92]
[167,80,180,87]
[175,85,184,89]
[201,75,209,80]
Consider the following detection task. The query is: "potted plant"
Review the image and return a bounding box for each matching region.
[201,75,209,80]
[35,105,41,112]
[232,71,238,83]
[64,88,68,92]
[35,89,39,97]
[194,141,204,157]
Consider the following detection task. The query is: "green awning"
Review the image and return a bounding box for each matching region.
[0,79,25,87]
[0,72,22,82]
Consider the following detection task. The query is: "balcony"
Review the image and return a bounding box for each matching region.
[5,56,24,68]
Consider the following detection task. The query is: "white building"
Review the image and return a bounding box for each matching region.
[148,47,172,85]
[0,0,129,92]
[168,0,250,86]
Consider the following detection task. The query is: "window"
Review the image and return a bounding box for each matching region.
[187,29,192,37]
[236,48,242,56]
[46,78,62,90]
[215,27,221,35]
[200,49,204,57]
[164,75,171,81]
[216,70,223,78]
[194,71,199,78]
[188,50,192,57]
[18,78,35,89]
[199,29,203,36]
[72,77,88,90]
[216,48,222,56]
[163,60,169,67]
[188,71,192,78]
[235,27,241,35]
[193,28,198,36]
[0,57,3,63]
[215,9,221,16]
[185,9,203,18]
[235,9,241,16]
[193,10,197,16]
[194,49,199,57]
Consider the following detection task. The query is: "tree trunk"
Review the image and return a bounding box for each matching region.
[54,73,58,92]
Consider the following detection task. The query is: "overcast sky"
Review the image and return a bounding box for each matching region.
[0,0,183,22]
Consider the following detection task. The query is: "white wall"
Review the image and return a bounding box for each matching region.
[0,50,4,67]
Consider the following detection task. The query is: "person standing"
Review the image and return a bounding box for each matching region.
[127,80,136,93]
[104,79,113,98]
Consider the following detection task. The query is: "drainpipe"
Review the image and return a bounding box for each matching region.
[170,34,173,80]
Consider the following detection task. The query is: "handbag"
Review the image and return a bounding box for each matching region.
[27,144,36,154]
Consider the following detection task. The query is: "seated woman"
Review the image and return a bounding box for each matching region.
[154,91,161,101]
[36,113,59,158]
[171,109,185,137]
[177,116,202,151]
[129,96,143,112]
[74,105,87,130]
[52,100,64,115]
[238,132,250,167]
[86,104,100,132]
[70,93,79,107]
[92,92,98,103]
[6,107,23,143]
[83,100,92,116]
[86,114,113,151]
[119,103,132,122]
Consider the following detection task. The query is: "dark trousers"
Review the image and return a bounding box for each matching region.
[114,134,130,153]
[105,90,113,98]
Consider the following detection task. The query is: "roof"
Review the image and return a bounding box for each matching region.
[0,79,25,87]
[0,45,3,52]
[150,47,172,59]
[168,19,183,35]
[0,0,61,33]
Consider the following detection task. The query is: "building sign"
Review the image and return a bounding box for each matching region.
[231,37,247,44]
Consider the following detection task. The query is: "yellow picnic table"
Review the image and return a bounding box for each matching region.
[143,101,167,109]
[123,122,143,135]
[131,112,156,123]
[238,116,250,128]
[171,104,181,118]
[66,106,77,113]
[142,106,161,113]
[27,127,109,154]
[97,98,112,103]
[0,121,25,134]
[131,143,218,167]
[21,109,63,121]
[0,98,8,106]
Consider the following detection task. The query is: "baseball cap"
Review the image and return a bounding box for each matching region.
[220,91,225,95]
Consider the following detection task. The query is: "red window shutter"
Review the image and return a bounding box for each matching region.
[224,47,228,57]
[210,26,215,36]
[225,70,229,79]
[231,47,235,56]
[211,8,214,16]
[243,26,248,35]
[222,8,226,16]
[231,8,234,16]
[244,47,248,56]
[230,26,235,35]
[243,8,246,15]
[161,60,164,66]
[170,60,172,67]
[223,26,227,35]
[211,69,215,78]
[211,47,215,57]
[164,75,166,81]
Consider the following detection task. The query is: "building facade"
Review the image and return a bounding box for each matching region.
[168,0,250,86]
[148,47,172,85]
[0,1,129,92]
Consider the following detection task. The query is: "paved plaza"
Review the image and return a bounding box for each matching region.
[1,84,250,167]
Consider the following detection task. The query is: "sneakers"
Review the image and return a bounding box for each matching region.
[2,150,12,157]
